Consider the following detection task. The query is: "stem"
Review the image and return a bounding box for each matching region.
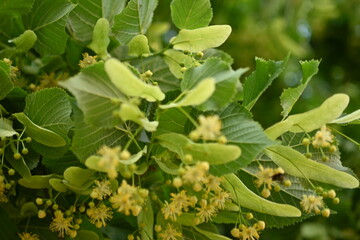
[329,126,360,146]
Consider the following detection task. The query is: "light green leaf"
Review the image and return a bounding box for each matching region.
[131,55,180,92]
[137,199,154,240]
[160,78,215,109]
[265,145,359,188]
[20,202,38,217]
[243,56,288,110]
[0,61,13,100]
[0,0,34,14]
[105,58,165,102]
[155,107,189,137]
[59,62,125,128]
[128,34,151,57]
[74,230,100,240]
[13,112,66,147]
[147,22,170,51]
[71,105,127,161]
[194,227,232,240]
[31,0,75,55]
[181,58,247,111]
[331,109,360,124]
[222,174,301,217]
[115,102,158,132]
[0,118,18,138]
[280,60,320,118]
[170,0,212,30]
[18,174,58,189]
[210,104,273,175]
[9,30,37,53]
[87,18,110,60]
[68,0,126,44]
[112,0,159,44]
[157,133,241,165]
[49,178,68,192]
[266,94,349,140]
[171,25,232,52]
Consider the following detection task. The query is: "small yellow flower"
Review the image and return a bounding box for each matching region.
[300,195,324,214]
[79,53,97,68]
[210,191,230,209]
[49,210,73,237]
[18,232,40,240]
[0,175,8,202]
[97,146,121,179]
[170,190,193,211]
[190,115,222,141]
[254,165,274,190]
[86,203,113,228]
[90,180,112,200]
[181,161,209,186]
[204,175,223,193]
[161,201,182,221]
[110,180,148,216]
[158,223,182,240]
[196,199,216,222]
[312,126,333,148]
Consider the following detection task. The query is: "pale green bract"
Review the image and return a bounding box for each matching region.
[222,174,302,217]
[157,132,241,165]
[87,18,110,60]
[171,25,232,52]
[0,118,18,138]
[160,78,215,109]
[9,30,37,53]
[265,145,359,188]
[128,34,151,57]
[266,94,349,140]
[105,58,165,102]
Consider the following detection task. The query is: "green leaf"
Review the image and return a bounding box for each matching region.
[0,207,19,240]
[160,78,215,109]
[171,25,232,52]
[242,56,288,110]
[163,49,196,78]
[280,60,320,118]
[0,61,13,100]
[5,151,31,179]
[222,174,301,217]
[331,109,360,124]
[105,58,165,102]
[131,55,180,92]
[18,174,58,189]
[87,18,110,60]
[42,151,83,174]
[49,178,68,192]
[155,107,189,136]
[157,133,241,165]
[31,0,75,55]
[170,0,212,30]
[59,63,125,128]
[63,167,94,193]
[128,34,151,57]
[13,112,66,147]
[210,104,273,175]
[266,94,350,140]
[9,30,37,53]
[71,105,127,161]
[181,58,247,111]
[137,199,154,240]
[0,0,34,15]
[75,230,100,240]
[112,0,159,44]
[20,202,38,217]
[0,118,18,138]
[265,145,359,188]
[68,0,126,44]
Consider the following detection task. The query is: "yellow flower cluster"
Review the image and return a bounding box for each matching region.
[79,53,97,68]
[0,175,8,203]
[300,194,324,214]
[254,165,285,198]
[86,203,113,228]
[90,180,112,200]
[97,146,131,179]
[110,180,149,216]
[18,232,40,240]
[162,161,231,223]
[312,126,334,148]
[49,210,76,238]
[158,223,182,240]
[3,58,20,80]
[189,115,225,141]
[231,221,265,240]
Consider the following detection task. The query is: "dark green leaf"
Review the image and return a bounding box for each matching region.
[0,61,13,100]
[0,0,34,15]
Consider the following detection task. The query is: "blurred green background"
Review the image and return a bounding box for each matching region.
[156,0,360,239]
